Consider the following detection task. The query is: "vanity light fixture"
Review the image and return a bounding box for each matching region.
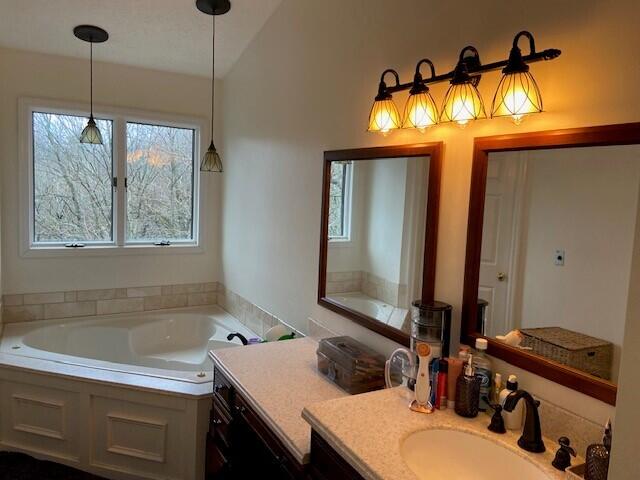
[440,47,486,126]
[367,69,402,135]
[402,59,439,131]
[491,31,544,124]
[196,0,231,173]
[74,25,108,144]
[367,31,560,134]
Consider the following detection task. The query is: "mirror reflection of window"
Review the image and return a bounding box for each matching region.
[328,161,352,241]
[480,145,640,384]
[325,156,430,334]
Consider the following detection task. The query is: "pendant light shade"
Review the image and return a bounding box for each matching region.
[200,141,223,172]
[368,97,401,135]
[440,49,486,127]
[491,71,542,124]
[491,31,543,124]
[197,0,230,173]
[74,25,108,145]
[440,82,486,126]
[367,69,401,135]
[80,116,104,144]
[402,59,439,131]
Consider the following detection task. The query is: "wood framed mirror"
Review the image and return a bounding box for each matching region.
[318,143,443,346]
[462,123,640,405]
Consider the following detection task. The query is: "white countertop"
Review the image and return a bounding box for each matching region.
[209,337,348,464]
[303,386,574,480]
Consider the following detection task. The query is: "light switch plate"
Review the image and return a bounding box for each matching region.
[554,249,565,266]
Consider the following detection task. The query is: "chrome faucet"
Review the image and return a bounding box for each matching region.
[503,390,546,453]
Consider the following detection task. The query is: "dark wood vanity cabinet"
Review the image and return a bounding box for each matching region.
[206,367,307,479]
[207,366,365,480]
[308,431,365,480]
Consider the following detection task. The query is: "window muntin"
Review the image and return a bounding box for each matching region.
[32,111,113,244]
[328,161,352,241]
[126,122,195,242]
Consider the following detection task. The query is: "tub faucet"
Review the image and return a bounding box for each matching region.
[227,332,248,345]
[503,389,545,453]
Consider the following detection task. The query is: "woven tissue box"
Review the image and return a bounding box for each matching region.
[520,327,613,380]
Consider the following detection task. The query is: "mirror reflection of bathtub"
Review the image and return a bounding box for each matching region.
[327,293,409,332]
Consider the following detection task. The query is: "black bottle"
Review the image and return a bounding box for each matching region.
[455,354,480,418]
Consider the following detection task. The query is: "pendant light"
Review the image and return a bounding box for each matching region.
[197,0,231,173]
[367,69,402,135]
[402,59,439,131]
[491,31,543,125]
[440,47,486,127]
[74,25,108,144]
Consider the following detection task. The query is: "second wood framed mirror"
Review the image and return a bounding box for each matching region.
[318,143,443,345]
[462,123,640,405]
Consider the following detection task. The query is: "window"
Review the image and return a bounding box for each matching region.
[25,101,201,252]
[33,112,114,244]
[126,122,195,242]
[328,161,352,241]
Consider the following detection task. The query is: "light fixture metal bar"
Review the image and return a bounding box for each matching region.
[383,47,560,95]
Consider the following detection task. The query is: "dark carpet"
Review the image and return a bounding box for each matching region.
[0,452,107,480]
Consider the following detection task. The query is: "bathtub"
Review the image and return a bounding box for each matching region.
[328,292,410,331]
[0,305,257,384]
[328,293,394,322]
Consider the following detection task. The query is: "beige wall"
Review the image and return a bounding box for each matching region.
[610,172,640,478]
[519,146,640,382]
[220,0,640,445]
[0,47,223,293]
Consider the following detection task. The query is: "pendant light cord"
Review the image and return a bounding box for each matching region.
[211,14,215,140]
[90,41,94,118]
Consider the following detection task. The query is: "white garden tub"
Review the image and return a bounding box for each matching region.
[0,305,256,384]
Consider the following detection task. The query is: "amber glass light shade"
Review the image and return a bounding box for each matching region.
[491,70,543,125]
[402,91,439,131]
[200,141,223,172]
[367,98,401,135]
[79,116,103,144]
[440,82,486,127]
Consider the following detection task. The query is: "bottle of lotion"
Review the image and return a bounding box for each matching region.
[499,375,524,430]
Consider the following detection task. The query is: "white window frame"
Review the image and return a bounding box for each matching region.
[19,98,206,257]
[328,161,353,244]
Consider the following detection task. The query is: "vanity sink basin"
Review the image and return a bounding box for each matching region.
[401,429,551,480]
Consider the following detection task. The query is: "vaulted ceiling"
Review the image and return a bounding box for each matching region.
[0,0,282,77]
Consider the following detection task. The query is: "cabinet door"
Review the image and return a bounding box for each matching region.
[232,396,303,479]
[309,430,364,480]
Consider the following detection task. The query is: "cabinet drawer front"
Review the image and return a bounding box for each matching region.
[210,400,232,449]
[234,395,302,478]
[213,367,234,412]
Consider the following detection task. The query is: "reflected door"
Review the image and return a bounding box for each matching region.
[478,154,525,337]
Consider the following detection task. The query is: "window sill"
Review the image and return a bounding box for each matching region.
[21,244,204,258]
[328,238,353,247]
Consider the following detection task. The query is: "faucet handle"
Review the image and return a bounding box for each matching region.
[484,398,506,434]
[552,437,576,471]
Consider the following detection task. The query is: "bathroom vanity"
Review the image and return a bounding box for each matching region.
[207,338,578,480]
[206,337,350,479]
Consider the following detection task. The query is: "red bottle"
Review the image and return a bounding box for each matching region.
[436,358,448,409]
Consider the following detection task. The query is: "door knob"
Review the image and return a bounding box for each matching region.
[497,272,507,281]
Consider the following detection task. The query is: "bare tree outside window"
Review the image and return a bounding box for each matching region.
[33,112,113,243]
[126,122,195,241]
[328,162,351,239]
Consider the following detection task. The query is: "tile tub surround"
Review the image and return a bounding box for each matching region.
[210,337,348,463]
[2,282,218,323]
[325,270,363,294]
[303,387,574,480]
[326,270,408,308]
[217,285,304,339]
